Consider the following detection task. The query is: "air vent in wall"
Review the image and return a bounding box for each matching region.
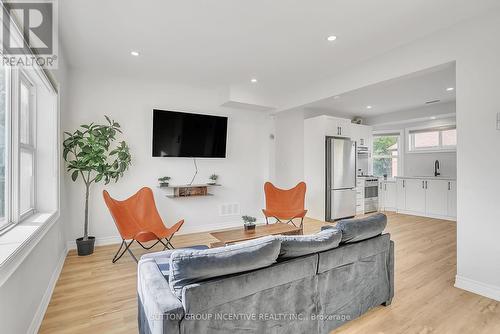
[425,99,441,104]
[219,203,240,216]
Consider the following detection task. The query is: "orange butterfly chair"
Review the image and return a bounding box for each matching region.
[103,187,184,263]
[262,182,307,229]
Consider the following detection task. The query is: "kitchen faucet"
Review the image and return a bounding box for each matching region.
[434,160,441,177]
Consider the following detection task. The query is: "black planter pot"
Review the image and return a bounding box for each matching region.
[244,223,256,231]
[76,236,95,256]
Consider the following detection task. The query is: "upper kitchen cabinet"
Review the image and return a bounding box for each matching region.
[326,116,351,138]
[351,123,373,148]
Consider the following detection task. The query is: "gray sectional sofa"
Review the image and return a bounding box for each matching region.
[137,213,394,334]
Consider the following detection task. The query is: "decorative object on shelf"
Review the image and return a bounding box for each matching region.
[242,215,257,231]
[351,116,363,124]
[208,174,218,185]
[160,183,221,198]
[158,176,171,187]
[63,115,132,256]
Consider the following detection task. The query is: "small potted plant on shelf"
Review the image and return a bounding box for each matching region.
[242,215,257,231]
[158,176,171,187]
[208,173,218,185]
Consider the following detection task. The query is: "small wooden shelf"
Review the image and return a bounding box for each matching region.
[159,183,221,198]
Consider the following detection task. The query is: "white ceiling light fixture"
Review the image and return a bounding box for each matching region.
[366,105,372,109]
[446,87,455,91]
[327,35,337,42]
[430,116,437,120]
[130,51,140,56]
[251,78,258,83]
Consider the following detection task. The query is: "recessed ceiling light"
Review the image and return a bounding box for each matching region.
[446,87,455,91]
[130,51,140,56]
[327,35,337,42]
[366,105,372,109]
[430,116,437,120]
[251,78,258,83]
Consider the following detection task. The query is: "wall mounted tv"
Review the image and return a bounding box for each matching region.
[152,109,228,158]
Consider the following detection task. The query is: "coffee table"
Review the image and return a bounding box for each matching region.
[210,223,302,247]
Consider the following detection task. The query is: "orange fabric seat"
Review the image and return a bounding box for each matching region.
[103,187,184,263]
[262,182,307,228]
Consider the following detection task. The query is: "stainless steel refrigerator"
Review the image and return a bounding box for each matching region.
[326,137,356,222]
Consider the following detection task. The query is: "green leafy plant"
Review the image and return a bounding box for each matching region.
[209,174,218,183]
[63,116,132,240]
[158,176,171,186]
[242,215,257,225]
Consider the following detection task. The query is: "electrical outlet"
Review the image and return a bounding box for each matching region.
[219,203,241,216]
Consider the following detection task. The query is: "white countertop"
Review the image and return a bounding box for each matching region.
[395,176,456,181]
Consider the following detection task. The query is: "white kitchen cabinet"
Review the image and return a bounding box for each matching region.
[396,177,456,221]
[351,124,372,147]
[396,179,406,211]
[384,182,397,211]
[326,116,351,137]
[447,180,457,218]
[404,179,426,213]
[425,180,449,217]
[380,181,397,211]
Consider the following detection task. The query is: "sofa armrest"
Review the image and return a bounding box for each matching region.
[138,258,184,334]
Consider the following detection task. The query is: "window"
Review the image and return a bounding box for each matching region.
[373,133,400,178]
[408,126,456,152]
[0,68,42,232]
[18,75,35,218]
[0,65,7,229]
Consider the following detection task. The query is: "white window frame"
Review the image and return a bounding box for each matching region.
[0,69,37,232]
[0,66,11,231]
[407,124,457,153]
[372,130,403,178]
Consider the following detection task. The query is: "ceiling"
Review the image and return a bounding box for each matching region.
[302,63,456,117]
[59,0,498,108]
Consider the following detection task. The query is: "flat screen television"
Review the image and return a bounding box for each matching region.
[152,109,228,158]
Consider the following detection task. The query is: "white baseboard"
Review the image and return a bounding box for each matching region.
[396,209,456,221]
[455,275,500,302]
[27,245,68,334]
[66,235,122,250]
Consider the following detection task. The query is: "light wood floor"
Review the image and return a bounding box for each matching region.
[39,212,500,334]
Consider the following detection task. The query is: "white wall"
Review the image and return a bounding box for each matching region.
[64,70,272,242]
[0,51,69,333]
[370,102,457,178]
[274,10,500,300]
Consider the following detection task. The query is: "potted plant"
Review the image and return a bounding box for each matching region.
[158,176,171,187]
[63,116,132,256]
[208,173,218,185]
[242,215,257,231]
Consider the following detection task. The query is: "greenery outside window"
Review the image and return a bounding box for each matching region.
[373,133,400,178]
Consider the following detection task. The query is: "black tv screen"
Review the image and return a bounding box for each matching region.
[152,109,228,158]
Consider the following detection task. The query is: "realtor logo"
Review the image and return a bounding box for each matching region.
[2,0,58,68]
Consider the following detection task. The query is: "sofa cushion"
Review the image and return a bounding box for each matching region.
[140,245,210,279]
[276,228,342,259]
[169,236,281,298]
[336,213,387,243]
